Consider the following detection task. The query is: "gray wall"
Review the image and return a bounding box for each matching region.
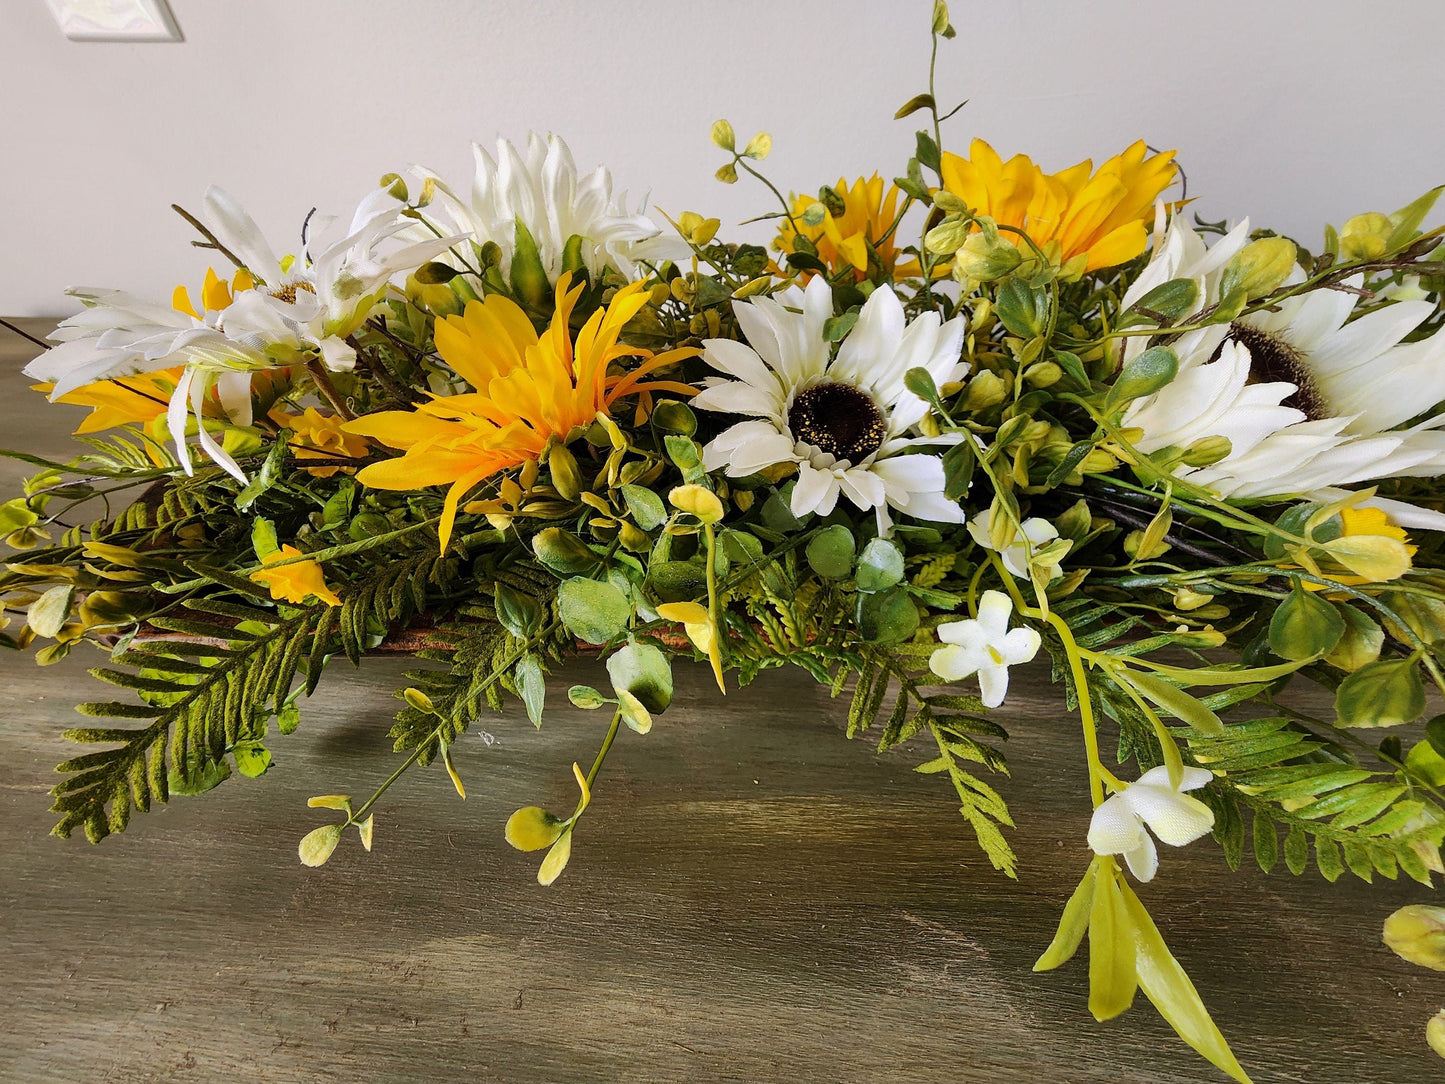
[3,0,1442,315]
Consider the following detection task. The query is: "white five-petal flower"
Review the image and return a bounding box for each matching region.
[929,590,1041,708]
[966,510,1064,581]
[1087,765,1215,882]
[695,276,968,534]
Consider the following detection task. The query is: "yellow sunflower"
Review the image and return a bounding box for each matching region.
[776,175,919,280]
[939,139,1177,274]
[344,274,697,549]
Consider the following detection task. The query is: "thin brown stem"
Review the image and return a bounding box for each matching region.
[304,360,355,421]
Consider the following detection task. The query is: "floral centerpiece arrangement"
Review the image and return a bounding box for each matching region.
[7,5,1445,1077]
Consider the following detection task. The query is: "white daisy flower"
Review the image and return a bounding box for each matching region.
[693,276,967,533]
[1087,765,1215,883]
[25,185,455,482]
[929,590,1041,708]
[1121,211,1445,530]
[204,185,459,372]
[27,288,270,482]
[418,133,685,280]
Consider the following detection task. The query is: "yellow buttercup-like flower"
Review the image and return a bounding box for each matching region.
[776,175,920,280]
[271,407,370,477]
[939,139,1177,274]
[1302,506,1417,590]
[344,274,697,549]
[249,545,342,606]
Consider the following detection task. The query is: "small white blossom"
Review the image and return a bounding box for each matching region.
[929,590,1041,708]
[1087,765,1215,882]
[967,510,1063,581]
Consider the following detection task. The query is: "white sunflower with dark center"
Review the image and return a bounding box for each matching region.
[1121,208,1445,529]
[693,276,967,533]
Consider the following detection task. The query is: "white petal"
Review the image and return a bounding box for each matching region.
[1123,785,1216,847]
[791,463,837,517]
[1088,793,1147,856]
[975,590,1014,638]
[1122,834,1160,882]
[976,663,1011,708]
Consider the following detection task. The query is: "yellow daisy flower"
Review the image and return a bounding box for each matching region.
[344,274,697,550]
[271,407,370,477]
[249,545,342,606]
[939,139,1177,274]
[776,175,920,280]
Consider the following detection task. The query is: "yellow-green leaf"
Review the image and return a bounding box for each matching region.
[1124,669,1224,736]
[358,815,375,852]
[1034,862,1097,971]
[709,119,735,151]
[743,131,772,160]
[298,823,344,867]
[538,827,573,886]
[1088,864,1138,1021]
[307,794,352,810]
[505,806,564,852]
[1119,881,1254,1083]
[617,688,653,735]
[1322,534,1412,583]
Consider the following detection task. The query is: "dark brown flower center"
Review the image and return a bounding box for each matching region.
[269,281,317,305]
[1224,322,1326,421]
[788,382,886,463]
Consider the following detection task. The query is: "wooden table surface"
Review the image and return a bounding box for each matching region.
[1,319,1441,1083]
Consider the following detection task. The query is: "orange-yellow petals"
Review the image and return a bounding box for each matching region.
[172,267,256,319]
[343,273,697,551]
[40,369,183,435]
[776,175,919,280]
[939,139,1177,274]
[249,545,342,607]
[271,407,370,477]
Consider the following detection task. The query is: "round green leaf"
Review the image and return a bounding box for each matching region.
[557,577,632,645]
[606,641,673,713]
[1268,585,1345,661]
[1335,657,1426,728]
[856,586,919,644]
[806,524,856,580]
[855,538,905,592]
[533,528,601,576]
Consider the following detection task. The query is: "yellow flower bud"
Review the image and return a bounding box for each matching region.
[1384,904,1445,971]
[668,484,725,524]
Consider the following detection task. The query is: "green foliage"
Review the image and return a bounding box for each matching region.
[1188,717,1445,885]
[52,583,328,842]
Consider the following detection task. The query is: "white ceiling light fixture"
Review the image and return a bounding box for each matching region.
[45,0,183,42]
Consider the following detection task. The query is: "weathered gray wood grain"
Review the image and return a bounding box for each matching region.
[1,320,1441,1083]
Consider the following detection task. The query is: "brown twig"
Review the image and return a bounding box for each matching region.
[304,359,356,421]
